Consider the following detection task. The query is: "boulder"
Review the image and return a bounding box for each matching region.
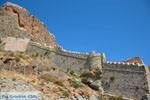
[90,80,102,90]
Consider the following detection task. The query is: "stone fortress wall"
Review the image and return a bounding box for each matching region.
[0,37,150,99]
[25,41,105,74]
[102,61,150,100]
[26,41,150,100]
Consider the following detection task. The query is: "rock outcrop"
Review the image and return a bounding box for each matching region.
[0,2,57,48]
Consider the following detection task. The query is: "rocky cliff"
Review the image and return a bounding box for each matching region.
[0,2,57,48]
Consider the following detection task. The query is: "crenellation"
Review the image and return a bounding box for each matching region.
[117,62,121,64]
[126,62,130,65]
[131,63,135,66]
[56,45,89,57]
[113,62,117,64]
[105,61,145,67]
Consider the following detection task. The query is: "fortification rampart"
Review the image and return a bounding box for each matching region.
[27,42,90,59]
[102,62,149,100]
[0,37,105,74]
[104,61,145,72]
[57,45,89,57]
[25,41,107,74]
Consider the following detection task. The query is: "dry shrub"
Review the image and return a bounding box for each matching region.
[40,73,64,86]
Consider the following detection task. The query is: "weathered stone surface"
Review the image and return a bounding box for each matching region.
[40,70,68,84]
[71,78,81,84]
[0,2,57,48]
[88,95,98,100]
[141,94,150,100]
[0,77,49,99]
[87,51,103,70]
[3,37,29,52]
[90,80,102,90]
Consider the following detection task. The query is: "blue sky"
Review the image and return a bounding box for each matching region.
[0,0,150,65]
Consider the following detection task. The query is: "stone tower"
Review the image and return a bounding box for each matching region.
[88,51,105,71]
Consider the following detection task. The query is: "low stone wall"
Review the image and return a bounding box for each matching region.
[102,62,149,100]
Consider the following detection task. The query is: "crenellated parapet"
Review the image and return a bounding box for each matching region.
[26,41,90,59]
[103,61,146,73]
[57,45,89,56]
[105,61,144,67]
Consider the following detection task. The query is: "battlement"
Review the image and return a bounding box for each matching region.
[102,61,149,100]
[106,61,144,67]
[57,45,89,57]
[27,42,90,59]
[104,61,145,72]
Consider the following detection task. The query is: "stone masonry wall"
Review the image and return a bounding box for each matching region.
[26,42,92,74]
[102,62,149,100]
[0,37,104,74]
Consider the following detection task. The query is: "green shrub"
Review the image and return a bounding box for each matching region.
[95,69,101,76]
[67,68,70,73]
[80,70,90,78]
[71,82,82,88]
[31,54,35,57]
[109,96,122,100]
[79,66,84,70]
[109,96,114,100]
[44,50,50,56]
[63,91,69,97]
[81,77,88,83]
[59,69,63,72]
[73,75,80,79]
[35,53,39,57]
[105,81,110,87]
[40,54,43,57]
[116,96,122,100]
[105,81,109,85]
[110,76,115,81]
[136,86,139,90]
[70,70,75,75]
[99,97,104,100]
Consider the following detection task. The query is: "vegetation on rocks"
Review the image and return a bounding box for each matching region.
[63,91,69,97]
[108,96,122,100]
[110,76,115,82]
[80,70,90,78]
[71,81,83,88]
[70,70,75,75]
